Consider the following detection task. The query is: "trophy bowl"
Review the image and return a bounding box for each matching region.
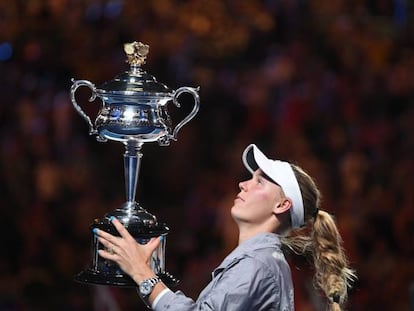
[71,41,199,146]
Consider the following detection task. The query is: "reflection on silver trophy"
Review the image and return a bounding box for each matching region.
[70,41,200,287]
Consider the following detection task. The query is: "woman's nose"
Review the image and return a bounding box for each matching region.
[239,180,247,191]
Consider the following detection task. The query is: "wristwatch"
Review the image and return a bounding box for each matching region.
[138,276,161,298]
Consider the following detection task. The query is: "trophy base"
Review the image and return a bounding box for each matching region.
[76,203,179,288]
[74,269,179,288]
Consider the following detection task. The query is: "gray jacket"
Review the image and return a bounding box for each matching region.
[153,232,294,311]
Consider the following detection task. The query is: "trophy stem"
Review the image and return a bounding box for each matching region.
[124,141,143,207]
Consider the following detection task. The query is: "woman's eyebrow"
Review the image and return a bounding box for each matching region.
[254,169,264,177]
[258,170,280,186]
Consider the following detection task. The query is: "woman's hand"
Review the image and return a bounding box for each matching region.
[94,217,161,283]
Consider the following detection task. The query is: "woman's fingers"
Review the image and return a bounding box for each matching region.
[94,227,118,244]
[147,236,162,252]
[110,217,133,241]
[92,218,167,282]
[97,236,116,252]
[93,219,163,262]
[93,217,133,244]
[98,247,117,260]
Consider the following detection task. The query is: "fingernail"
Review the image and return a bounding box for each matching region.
[92,228,98,235]
[109,216,115,222]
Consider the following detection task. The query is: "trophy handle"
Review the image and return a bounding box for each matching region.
[70,79,99,136]
[171,86,200,140]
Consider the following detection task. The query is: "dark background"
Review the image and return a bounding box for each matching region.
[1,1,413,310]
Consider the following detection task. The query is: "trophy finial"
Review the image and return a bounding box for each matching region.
[124,41,149,67]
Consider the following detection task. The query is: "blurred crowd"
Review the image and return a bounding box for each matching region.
[0,0,413,310]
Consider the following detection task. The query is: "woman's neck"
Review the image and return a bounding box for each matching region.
[237,219,282,245]
[237,226,273,244]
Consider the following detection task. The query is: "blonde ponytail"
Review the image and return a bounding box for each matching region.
[281,164,356,310]
[313,210,356,309]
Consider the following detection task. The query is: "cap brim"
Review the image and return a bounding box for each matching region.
[242,144,277,184]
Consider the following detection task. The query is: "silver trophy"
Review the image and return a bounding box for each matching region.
[70,41,200,287]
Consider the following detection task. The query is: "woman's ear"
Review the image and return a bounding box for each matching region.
[273,198,292,215]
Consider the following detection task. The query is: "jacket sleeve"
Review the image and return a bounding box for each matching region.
[153,256,281,311]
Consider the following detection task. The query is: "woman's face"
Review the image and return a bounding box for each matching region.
[231,169,285,226]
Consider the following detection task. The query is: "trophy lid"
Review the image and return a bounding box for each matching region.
[96,42,173,96]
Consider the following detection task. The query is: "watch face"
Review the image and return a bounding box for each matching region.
[140,280,152,296]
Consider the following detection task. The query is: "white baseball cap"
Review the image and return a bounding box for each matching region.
[242,144,304,228]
